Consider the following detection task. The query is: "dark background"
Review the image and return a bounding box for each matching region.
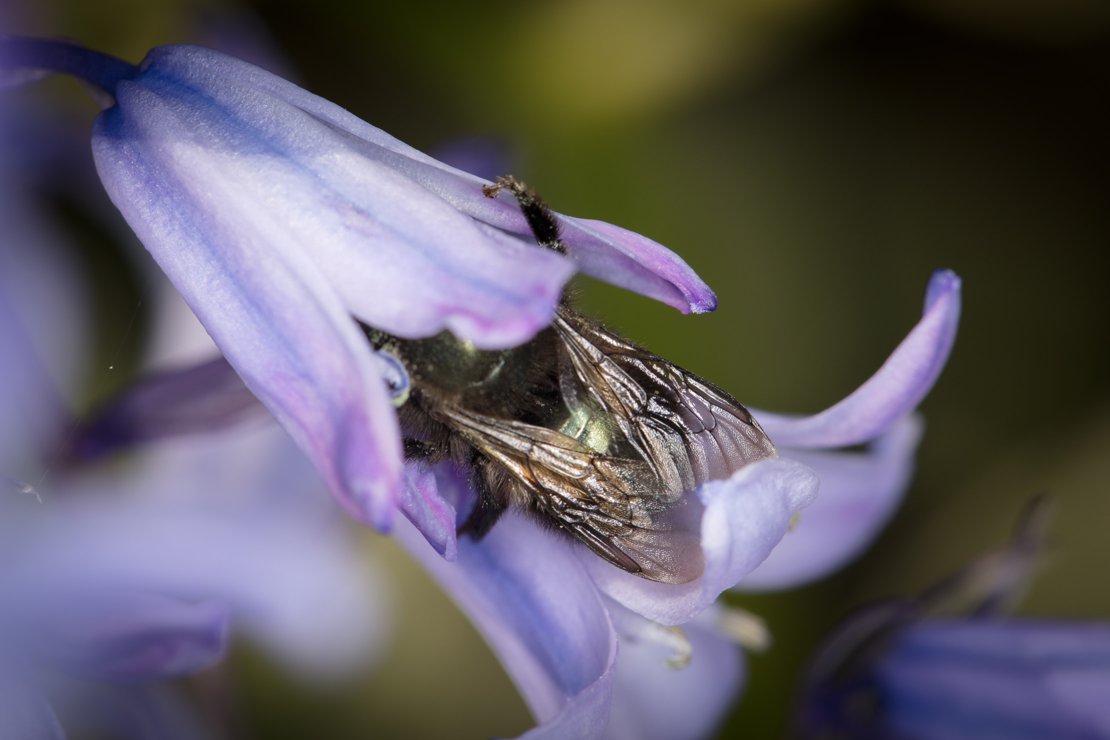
[6,0,1110,736]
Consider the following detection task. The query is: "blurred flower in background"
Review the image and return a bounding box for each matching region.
[0,89,385,739]
[795,501,1110,739]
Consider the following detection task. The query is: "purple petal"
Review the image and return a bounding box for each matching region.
[740,415,923,590]
[461,193,718,314]
[0,287,57,476]
[30,594,229,681]
[757,270,960,448]
[91,94,404,532]
[393,511,617,736]
[607,607,744,740]
[5,496,382,680]
[518,670,615,740]
[587,459,819,625]
[93,98,404,529]
[84,421,387,678]
[72,356,263,461]
[89,44,583,527]
[104,45,575,347]
[398,464,460,561]
[557,218,717,314]
[189,44,715,315]
[880,619,1110,739]
[1050,671,1110,735]
[103,414,330,519]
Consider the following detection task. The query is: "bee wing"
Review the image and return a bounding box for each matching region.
[437,404,705,584]
[554,309,777,495]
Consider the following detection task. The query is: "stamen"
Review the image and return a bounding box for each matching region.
[659,625,693,669]
[618,616,694,670]
[716,605,772,653]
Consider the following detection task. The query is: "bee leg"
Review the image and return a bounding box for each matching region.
[403,438,441,461]
[457,457,507,540]
[482,174,566,255]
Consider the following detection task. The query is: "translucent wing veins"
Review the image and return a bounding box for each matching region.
[554,308,777,493]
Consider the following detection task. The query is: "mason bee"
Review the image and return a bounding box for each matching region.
[366,176,776,584]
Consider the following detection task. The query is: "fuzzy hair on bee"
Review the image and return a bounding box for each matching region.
[365,175,776,584]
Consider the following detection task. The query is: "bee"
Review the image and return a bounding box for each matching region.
[366,176,776,583]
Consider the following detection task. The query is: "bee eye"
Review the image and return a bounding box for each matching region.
[375,350,411,407]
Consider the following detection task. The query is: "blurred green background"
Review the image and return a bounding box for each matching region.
[6,0,1110,737]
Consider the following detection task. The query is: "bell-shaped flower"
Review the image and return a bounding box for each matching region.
[4,36,819,582]
[1,37,714,531]
[2,37,962,738]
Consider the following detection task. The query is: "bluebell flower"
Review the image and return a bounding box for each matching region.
[0,37,717,532]
[796,501,1110,740]
[3,37,962,737]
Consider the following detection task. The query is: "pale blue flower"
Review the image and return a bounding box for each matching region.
[2,37,718,531]
[2,37,962,738]
[2,36,817,574]
[109,44,713,531]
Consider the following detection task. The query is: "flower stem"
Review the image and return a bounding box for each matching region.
[0,36,136,95]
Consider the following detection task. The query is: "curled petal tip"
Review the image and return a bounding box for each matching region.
[558,217,716,314]
[926,269,961,311]
[687,288,718,315]
[756,271,962,449]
